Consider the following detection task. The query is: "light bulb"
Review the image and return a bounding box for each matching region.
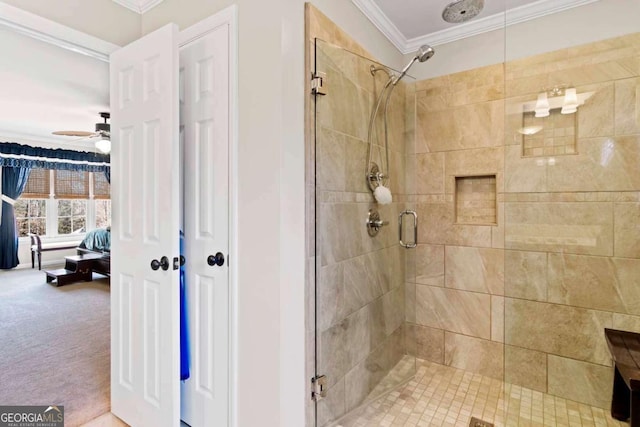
[95,137,111,154]
[534,92,550,118]
[561,87,578,114]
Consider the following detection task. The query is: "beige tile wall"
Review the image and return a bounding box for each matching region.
[306,5,412,426]
[408,31,640,410]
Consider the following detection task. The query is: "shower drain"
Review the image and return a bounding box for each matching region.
[469,417,494,427]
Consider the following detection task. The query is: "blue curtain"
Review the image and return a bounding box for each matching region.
[0,142,110,174]
[0,166,31,269]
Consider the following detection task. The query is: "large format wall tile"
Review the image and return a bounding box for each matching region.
[320,203,367,265]
[612,313,640,334]
[444,333,504,380]
[578,83,615,138]
[547,136,640,192]
[505,298,613,366]
[547,355,612,409]
[418,202,493,248]
[614,202,640,258]
[445,246,504,295]
[317,126,346,191]
[615,77,640,135]
[415,63,504,109]
[504,145,547,193]
[505,345,547,392]
[344,327,405,412]
[504,250,548,301]
[407,324,445,364]
[343,251,386,316]
[505,202,613,256]
[415,244,445,287]
[548,253,640,314]
[344,136,370,194]
[315,61,371,141]
[416,100,504,153]
[448,64,505,106]
[382,286,405,336]
[491,296,504,343]
[416,285,491,339]
[405,282,416,323]
[317,262,348,331]
[415,77,451,112]
[416,153,445,194]
[318,305,370,389]
[492,201,505,249]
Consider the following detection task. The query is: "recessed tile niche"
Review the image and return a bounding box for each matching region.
[455,175,497,225]
[521,109,577,157]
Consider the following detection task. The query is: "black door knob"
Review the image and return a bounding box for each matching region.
[207,252,225,267]
[151,256,170,271]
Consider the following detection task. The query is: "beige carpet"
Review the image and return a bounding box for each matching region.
[0,267,110,427]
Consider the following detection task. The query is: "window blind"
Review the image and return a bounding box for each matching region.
[93,172,110,200]
[21,169,50,199]
[54,170,89,199]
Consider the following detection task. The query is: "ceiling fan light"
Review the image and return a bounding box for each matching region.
[95,137,111,154]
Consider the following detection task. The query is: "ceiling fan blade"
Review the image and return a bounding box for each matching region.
[52,130,94,137]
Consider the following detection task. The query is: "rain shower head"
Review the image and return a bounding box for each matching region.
[392,45,435,85]
[442,0,485,23]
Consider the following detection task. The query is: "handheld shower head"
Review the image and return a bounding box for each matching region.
[416,45,435,62]
[392,45,435,85]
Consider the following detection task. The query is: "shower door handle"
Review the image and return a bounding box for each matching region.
[399,210,418,248]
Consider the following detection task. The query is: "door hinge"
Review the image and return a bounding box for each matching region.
[311,72,327,96]
[311,375,327,401]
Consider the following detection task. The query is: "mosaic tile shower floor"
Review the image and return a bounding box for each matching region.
[335,359,626,427]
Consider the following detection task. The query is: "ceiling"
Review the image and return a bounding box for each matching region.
[0,25,109,150]
[110,0,165,14]
[352,0,600,53]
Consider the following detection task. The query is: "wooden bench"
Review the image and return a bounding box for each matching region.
[28,234,82,270]
[605,328,640,426]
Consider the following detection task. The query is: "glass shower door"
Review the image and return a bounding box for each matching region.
[313,38,416,426]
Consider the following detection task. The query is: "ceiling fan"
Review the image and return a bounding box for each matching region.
[52,112,111,154]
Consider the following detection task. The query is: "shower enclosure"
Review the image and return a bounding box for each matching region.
[308,1,640,425]
[312,38,416,426]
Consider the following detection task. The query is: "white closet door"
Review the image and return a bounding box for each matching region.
[110,23,181,427]
[180,22,230,427]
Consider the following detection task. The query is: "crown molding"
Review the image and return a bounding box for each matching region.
[350,0,408,52]
[353,0,600,54]
[110,0,165,14]
[0,1,118,62]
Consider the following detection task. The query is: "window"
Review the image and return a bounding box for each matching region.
[17,169,110,237]
[94,172,111,229]
[58,200,87,234]
[15,199,47,237]
[95,200,111,229]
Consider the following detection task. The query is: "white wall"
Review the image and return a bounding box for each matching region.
[139,1,400,426]
[16,241,79,270]
[406,0,640,80]
[142,2,401,426]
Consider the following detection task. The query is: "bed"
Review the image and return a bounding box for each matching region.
[76,227,111,276]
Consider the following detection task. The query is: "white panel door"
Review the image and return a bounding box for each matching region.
[110,23,180,427]
[179,23,230,427]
